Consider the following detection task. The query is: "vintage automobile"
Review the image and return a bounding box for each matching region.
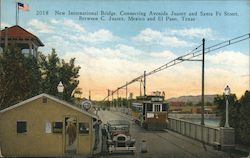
[103,120,136,153]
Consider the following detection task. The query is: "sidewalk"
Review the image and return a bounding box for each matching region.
[235,145,250,158]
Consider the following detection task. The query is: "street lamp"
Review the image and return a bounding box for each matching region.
[57,81,64,93]
[224,85,231,128]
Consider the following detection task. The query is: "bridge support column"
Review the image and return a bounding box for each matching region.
[220,127,235,150]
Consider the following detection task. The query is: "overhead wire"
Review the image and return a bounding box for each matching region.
[103,33,250,101]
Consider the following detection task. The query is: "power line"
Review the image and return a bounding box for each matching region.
[103,33,250,101]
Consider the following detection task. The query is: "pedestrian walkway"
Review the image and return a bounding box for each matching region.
[235,145,250,158]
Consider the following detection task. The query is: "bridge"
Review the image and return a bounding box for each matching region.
[102,33,250,125]
[95,34,250,158]
[95,108,249,158]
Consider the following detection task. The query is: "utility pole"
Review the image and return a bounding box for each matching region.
[126,82,128,100]
[111,91,113,107]
[144,70,146,96]
[140,79,142,96]
[107,89,110,108]
[201,38,205,126]
[89,90,91,101]
[117,89,119,107]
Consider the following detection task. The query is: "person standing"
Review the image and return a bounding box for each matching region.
[67,122,76,145]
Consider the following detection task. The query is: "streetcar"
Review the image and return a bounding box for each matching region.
[131,92,168,130]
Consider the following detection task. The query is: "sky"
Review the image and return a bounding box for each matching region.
[1,0,250,100]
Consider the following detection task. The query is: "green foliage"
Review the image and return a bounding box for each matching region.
[238,91,250,145]
[205,102,213,106]
[186,101,193,106]
[59,58,80,102]
[0,47,41,109]
[0,47,81,109]
[214,92,250,145]
[40,49,80,102]
[40,49,60,96]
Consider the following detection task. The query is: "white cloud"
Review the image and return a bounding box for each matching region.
[81,47,122,58]
[115,44,142,56]
[150,50,177,59]
[78,29,115,43]
[28,19,115,43]
[168,28,217,39]
[72,44,141,60]
[1,22,11,29]
[134,28,162,42]
[62,46,248,99]
[134,28,194,47]
[50,19,59,24]
[62,48,152,90]
[206,51,248,67]
[64,19,85,33]
[28,19,54,33]
[50,19,85,33]
[26,27,38,35]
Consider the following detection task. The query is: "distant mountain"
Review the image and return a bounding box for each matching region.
[167,94,218,104]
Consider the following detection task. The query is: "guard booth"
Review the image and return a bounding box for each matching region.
[0,25,44,57]
[0,93,98,157]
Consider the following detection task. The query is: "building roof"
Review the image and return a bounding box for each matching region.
[0,25,44,46]
[0,93,98,119]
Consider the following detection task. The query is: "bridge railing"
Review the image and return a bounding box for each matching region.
[111,108,235,149]
[168,117,221,145]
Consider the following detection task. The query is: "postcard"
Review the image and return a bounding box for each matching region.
[0,0,249,157]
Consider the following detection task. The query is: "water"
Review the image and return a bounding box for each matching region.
[184,118,221,127]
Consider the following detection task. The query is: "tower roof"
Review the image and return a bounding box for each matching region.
[0,25,44,46]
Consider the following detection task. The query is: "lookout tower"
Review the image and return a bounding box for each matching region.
[0,25,44,57]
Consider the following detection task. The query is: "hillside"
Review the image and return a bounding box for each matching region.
[167,94,218,104]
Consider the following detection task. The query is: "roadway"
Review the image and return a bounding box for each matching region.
[97,109,243,158]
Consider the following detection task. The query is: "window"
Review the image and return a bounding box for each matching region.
[52,122,63,133]
[17,121,27,133]
[147,104,153,111]
[79,122,89,134]
[162,104,167,111]
[153,104,162,112]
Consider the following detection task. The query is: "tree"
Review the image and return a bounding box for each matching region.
[205,102,213,106]
[121,98,128,108]
[213,94,238,126]
[0,47,81,109]
[214,92,250,145]
[0,47,41,109]
[186,101,193,106]
[40,49,60,96]
[40,49,81,102]
[25,54,42,96]
[238,91,250,145]
[59,58,80,102]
